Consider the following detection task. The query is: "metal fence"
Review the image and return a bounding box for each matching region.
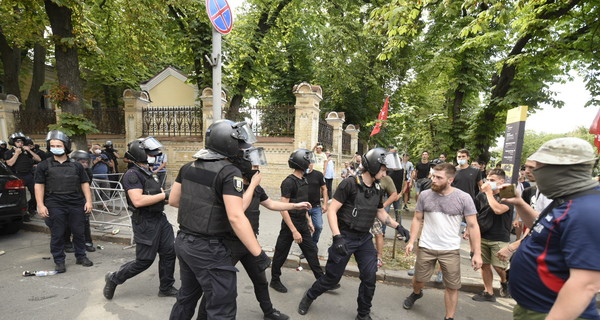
[318,118,333,151]
[342,131,351,154]
[237,105,295,137]
[142,106,203,136]
[13,109,56,134]
[84,107,124,134]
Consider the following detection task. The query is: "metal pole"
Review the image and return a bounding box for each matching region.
[212,28,222,121]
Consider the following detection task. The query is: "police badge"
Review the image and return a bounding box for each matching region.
[233,176,244,192]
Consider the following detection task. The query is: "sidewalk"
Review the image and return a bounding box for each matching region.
[22,204,497,296]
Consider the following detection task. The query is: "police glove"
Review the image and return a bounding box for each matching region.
[333,234,349,256]
[163,190,170,202]
[255,250,271,272]
[396,224,410,243]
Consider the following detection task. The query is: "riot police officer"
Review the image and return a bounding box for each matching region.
[64,150,96,253]
[196,148,312,320]
[270,149,329,293]
[34,130,93,273]
[103,137,177,299]
[0,140,8,160]
[297,147,410,320]
[5,132,42,220]
[168,120,271,320]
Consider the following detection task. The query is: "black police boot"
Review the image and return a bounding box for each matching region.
[76,257,93,267]
[103,272,118,300]
[297,291,314,315]
[158,286,178,297]
[264,308,289,320]
[55,262,66,273]
[270,280,288,293]
[65,242,75,253]
[85,243,96,252]
[356,314,372,320]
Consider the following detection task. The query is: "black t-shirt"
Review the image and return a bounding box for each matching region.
[246,184,269,204]
[475,192,514,242]
[34,157,90,207]
[415,161,430,180]
[452,166,481,201]
[305,169,325,206]
[175,161,243,199]
[521,185,537,205]
[388,169,405,191]
[4,148,35,173]
[104,148,119,172]
[333,176,384,209]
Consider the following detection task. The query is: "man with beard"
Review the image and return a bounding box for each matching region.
[501,138,600,320]
[403,163,482,320]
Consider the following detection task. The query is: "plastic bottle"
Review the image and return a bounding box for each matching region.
[23,270,58,277]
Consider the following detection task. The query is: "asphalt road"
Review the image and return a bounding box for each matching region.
[0,230,515,320]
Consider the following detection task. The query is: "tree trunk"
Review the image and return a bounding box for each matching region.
[0,27,22,101]
[25,43,47,110]
[44,0,86,148]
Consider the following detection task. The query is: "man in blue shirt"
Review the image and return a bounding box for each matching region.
[503,137,600,320]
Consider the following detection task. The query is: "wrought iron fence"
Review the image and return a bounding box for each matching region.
[342,131,351,154]
[236,105,295,137]
[318,118,333,151]
[13,109,56,134]
[142,106,202,136]
[84,108,124,135]
[357,140,365,155]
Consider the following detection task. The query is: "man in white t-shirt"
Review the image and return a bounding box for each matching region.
[402,163,482,320]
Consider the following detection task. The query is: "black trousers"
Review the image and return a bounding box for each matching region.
[64,214,93,244]
[271,219,323,282]
[169,232,238,320]
[196,239,274,319]
[306,231,377,316]
[111,214,175,291]
[15,172,36,212]
[44,205,87,263]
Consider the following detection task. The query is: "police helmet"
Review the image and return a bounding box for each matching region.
[105,140,113,147]
[71,150,91,166]
[362,147,401,176]
[8,132,26,146]
[46,130,72,153]
[288,149,314,171]
[125,136,163,163]
[25,136,34,146]
[0,140,6,146]
[205,119,257,158]
[528,137,597,165]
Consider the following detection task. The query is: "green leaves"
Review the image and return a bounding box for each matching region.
[49,112,99,136]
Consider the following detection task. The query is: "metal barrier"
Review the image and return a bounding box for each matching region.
[88,173,134,245]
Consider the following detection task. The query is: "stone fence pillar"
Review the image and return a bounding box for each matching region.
[326,111,345,156]
[200,88,227,144]
[123,89,150,144]
[0,94,21,140]
[293,82,322,150]
[345,124,360,155]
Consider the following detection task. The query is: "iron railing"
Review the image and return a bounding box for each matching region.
[342,131,351,154]
[13,109,56,134]
[84,108,124,135]
[318,118,333,151]
[142,106,203,136]
[236,105,295,137]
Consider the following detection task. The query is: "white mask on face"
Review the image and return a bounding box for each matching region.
[488,181,498,191]
[147,156,156,164]
[457,159,467,166]
[94,149,102,155]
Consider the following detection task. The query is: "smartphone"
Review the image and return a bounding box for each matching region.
[499,184,516,199]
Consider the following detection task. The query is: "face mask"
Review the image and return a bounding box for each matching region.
[147,156,156,164]
[488,181,497,191]
[244,169,259,181]
[50,148,65,156]
[457,159,467,166]
[94,149,102,155]
[305,169,310,174]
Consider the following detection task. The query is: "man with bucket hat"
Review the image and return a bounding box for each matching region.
[502,137,600,320]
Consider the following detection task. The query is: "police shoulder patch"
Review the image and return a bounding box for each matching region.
[233,176,244,193]
[127,172,139,185]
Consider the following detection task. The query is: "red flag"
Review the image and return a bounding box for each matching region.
[590,108,600,153]
[370,96,389,136]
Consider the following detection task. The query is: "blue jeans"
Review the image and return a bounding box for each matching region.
[309,206,323,245]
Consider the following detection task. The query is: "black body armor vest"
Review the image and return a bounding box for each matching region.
[125,166,164,215]
[287,174,309,224]
[178,160,232,236]
[45,158,82,195]
[338,176,382,233]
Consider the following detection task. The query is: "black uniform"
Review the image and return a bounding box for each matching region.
[108,166,175,292]
[64,167,94,248]
[271,174,324,283]
[169,160,244,320]
[305,175,383,317]
[5,148,37,212]
[197,185,277,319]
[34,157,90,264]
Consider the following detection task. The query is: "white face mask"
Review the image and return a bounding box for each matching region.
[94,149,102,155]
[147,156,156,164]
[457,159,467,166]
[488,181,498,191]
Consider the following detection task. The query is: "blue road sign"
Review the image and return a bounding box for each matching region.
[206,0,233,34]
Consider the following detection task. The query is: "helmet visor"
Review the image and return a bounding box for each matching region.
[232,121,258,144]
[244,147,268,166]
[382,151,401,170]
[305,151,316,164]
[142,136,163,151]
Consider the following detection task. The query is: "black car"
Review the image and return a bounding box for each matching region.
[0,162,27,234]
